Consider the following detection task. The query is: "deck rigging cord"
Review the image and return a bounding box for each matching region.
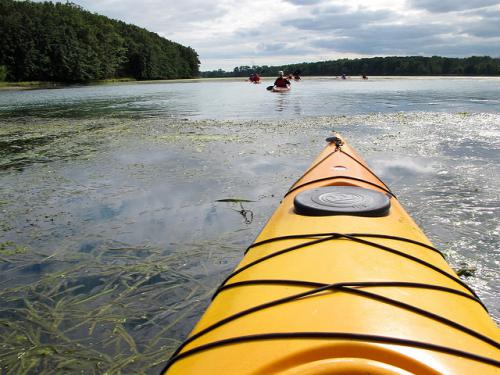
[163,229,498,371]
[165,274,498,370]
[217,232,480,301]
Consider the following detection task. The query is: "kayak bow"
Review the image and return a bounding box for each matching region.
[163,135,500,374]
[272,86,290,92]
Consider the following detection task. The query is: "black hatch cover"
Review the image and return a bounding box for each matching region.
[294,186,390,217]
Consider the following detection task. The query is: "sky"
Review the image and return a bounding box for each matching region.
[37,0,500,70]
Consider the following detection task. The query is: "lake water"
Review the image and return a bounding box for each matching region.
[0,77,499,373]
[1,76,500,120]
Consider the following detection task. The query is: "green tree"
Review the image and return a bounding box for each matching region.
[202,56,500,78]
[0,0,199,82]
[0,65,7,81]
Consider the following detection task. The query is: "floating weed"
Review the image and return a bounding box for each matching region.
[156,134,231,142]
[152,133,242,152]
[0,242,29,256]
[0,118,137,171]
[455,265,477,278]
[216,200,255,224]
[215,198,255,203]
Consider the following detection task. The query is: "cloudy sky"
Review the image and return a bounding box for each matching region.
[43,0,500,70]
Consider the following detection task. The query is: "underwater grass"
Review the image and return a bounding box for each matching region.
[0,237,236,374]
[0,117,250,373]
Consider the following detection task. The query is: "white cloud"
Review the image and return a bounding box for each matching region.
[407,0,500,13]
[32,0,500,70]
[284,5,394,31]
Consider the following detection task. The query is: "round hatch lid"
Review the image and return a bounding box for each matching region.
[294,186,390,217]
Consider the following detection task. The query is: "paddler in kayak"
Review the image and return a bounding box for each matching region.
[274,71,291,89]
[248,73,261,83]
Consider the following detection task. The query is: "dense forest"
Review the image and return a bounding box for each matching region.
[202,56,500,78]
[0,0,199,82]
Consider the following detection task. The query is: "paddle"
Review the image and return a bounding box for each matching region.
[266,85,274,91]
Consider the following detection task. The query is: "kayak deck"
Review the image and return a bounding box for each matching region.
[163,135,500,374]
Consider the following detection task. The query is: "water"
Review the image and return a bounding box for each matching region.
[0,77,498,373]
[1,77,500,119]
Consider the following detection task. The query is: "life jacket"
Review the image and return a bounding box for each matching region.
[274,77,290,88]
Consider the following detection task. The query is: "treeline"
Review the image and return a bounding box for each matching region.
[202,56,500,77]
[0,0,199,82]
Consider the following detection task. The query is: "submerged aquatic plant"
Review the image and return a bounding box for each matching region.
[0,117,252,373]
[0,238,237,374]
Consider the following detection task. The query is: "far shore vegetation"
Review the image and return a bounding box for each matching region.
[202,56,500,78]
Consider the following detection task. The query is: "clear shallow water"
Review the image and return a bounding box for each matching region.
[1,77,500,119]
[0,78,499,374]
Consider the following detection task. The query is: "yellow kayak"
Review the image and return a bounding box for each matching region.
[163,135,500,374]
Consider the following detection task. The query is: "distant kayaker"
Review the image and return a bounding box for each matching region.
[362,74,368,80]
[293,70,301,80]
[341,73,347,80]
[274,71,291,88]
[249,73,260,83]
